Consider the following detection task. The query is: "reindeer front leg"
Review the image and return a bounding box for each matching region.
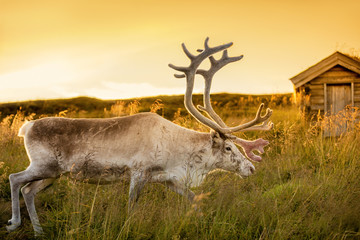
[150,173,195,202]
[165,180,195,202]
[128,170,148,213]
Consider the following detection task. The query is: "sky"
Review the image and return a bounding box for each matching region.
[0,0,359,102]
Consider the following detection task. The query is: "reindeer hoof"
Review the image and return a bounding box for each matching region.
[6,220,21,232]
[34,229,44,237]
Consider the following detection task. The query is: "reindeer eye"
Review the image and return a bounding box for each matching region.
[225,147,232,151]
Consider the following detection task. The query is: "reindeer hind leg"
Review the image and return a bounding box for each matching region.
[6,170,33,232]
[7,164,58,233]
[21,178,55,236]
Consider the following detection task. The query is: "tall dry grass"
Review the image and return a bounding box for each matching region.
[0,97,359,239]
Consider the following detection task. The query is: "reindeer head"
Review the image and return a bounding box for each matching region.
[169,38,273,177]
[210,131,255,177]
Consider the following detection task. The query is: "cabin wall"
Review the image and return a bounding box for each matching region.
[355,82,360,107]
[296,65,360,116]
[309,82,324,115]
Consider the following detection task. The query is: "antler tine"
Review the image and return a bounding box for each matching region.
[174,74,185,79]
[168,64,188,73]
[221,104,273,133]
[181,43,196,60]
[241,119,274,132]
[204,37,210,50]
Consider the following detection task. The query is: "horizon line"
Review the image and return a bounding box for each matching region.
[0,91,294,105]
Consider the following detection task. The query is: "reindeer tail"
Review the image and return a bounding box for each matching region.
[18,121,34,137]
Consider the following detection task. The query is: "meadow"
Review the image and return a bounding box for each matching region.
[0,94,359,240]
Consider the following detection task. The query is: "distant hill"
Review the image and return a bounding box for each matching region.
[0,93,293,120]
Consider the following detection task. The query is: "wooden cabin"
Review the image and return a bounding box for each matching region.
[290,52,360,116]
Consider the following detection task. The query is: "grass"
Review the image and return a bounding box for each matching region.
[0,94,359,239]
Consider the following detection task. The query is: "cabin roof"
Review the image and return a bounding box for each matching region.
[290,52,360,88]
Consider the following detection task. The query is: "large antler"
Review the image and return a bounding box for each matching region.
[169,38,232,133]
[169,38,273,162]
[193,48,273,162]
[169,38,273,134]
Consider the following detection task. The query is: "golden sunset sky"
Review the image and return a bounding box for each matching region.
[0,0,359,102]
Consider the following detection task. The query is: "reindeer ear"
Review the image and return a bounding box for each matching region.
[210,130,221,139]
[211,131,223,147]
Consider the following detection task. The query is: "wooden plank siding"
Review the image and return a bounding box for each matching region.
[312,77,358,84]
[354,82,360,107]
[311,66,360,84]
[309,83,325,114]
[299,65,360,114]
[352,82,354,107]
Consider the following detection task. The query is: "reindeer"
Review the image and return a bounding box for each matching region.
[6,38,273,236]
